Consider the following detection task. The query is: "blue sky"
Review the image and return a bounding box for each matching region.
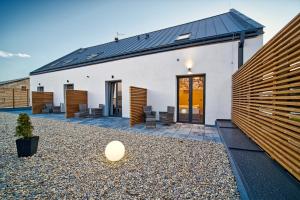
[0,0,299,81]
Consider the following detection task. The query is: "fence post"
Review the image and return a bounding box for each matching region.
[27,89,29,106]
[12,88,15,108]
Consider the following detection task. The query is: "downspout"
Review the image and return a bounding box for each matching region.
[238,31,245,68]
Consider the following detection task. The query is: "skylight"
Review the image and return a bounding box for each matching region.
[86,53,99,60]
[63,59,74,64]
[50,61,60,67]
[176,33,191,41]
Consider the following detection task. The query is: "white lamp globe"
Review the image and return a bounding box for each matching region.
[105,141,125,162]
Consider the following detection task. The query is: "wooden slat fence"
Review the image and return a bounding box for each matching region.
[130,86,147,127]
[232,13,300,180]
[0,88,30,108]
[32,91,53,114]
[65,90,88,118]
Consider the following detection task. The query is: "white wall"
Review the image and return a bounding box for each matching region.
[30,35,262,125]
[244,35,263,63]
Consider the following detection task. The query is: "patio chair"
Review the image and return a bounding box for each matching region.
[74,104,89,118]
[42,103,53,113]
[159,106,175,125]
[52,104,61,113]
[143,106,156,128]
[90,104,104,118]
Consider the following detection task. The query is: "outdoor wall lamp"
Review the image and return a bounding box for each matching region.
[185,59,193,74]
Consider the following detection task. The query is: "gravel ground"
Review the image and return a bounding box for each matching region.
[0,113,239,199]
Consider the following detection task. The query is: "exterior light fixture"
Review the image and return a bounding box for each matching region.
[185,59,193,74]
[105,141,125,162]
[86,75,90,78]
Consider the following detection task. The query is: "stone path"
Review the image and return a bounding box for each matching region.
[1,109,221,143]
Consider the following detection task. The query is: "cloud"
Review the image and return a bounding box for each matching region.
[0,50,31,58]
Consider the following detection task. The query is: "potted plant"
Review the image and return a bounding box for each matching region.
[15,113,39,157]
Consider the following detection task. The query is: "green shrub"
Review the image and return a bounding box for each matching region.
[15,113,34,139]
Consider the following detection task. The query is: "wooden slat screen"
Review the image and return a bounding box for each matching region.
[32,91,53,114]
[0,88,30,108]
[232,14,300,180]
[65,90,88,118]
[130,86,147,127]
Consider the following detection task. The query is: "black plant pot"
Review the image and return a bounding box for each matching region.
[16,136,39,157]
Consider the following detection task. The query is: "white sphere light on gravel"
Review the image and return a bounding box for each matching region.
[105,141,125,162]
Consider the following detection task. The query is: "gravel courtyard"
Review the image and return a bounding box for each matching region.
[0,113,239,199]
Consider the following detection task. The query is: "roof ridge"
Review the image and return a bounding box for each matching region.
[86,11,230,49]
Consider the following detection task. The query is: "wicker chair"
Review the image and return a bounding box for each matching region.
[159,106,175,125]
[42,103,53,113]
[74,104,89,118]
[52,104,61,113]
[90,104,104,118]
[143,106,156,128]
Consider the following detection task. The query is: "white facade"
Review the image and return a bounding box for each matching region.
[30,36,262,125]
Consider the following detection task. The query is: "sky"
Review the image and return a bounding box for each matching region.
[0,0,299,81]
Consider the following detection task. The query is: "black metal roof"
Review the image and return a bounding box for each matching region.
[30,9,264,75]
[0,77,29,86]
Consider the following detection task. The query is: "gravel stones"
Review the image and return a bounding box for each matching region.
[0,113,239,199]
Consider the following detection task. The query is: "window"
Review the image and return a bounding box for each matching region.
[176,33,191,41]
[37,86,44,92]
[21,86,27,91]
[63,58,74,64]
[50,61,60,67]
[86,53,99,60]
[86,52,103,60]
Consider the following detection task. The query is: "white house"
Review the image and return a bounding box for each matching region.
[30,9,264,125]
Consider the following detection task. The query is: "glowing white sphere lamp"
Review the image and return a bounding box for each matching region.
[105,141,125,162]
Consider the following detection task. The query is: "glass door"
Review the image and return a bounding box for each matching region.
[177,75,205,124]
[108,81,122,117]
[178,77,190,123]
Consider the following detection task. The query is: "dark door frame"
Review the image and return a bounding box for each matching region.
[176,74,206,124]
[107,80,122,117]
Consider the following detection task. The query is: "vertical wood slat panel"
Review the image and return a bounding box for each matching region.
[32,91,53,114]
[65,90,88,118]
[130,86,147,127]
[0,88,31,108]
[232,13,300,180]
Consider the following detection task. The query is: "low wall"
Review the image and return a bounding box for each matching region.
[130,86,147,127]
[65,90,88,118]
[32,92,53,114]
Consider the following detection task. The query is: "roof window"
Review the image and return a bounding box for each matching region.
[86,53,99,60]
[63,59,74,64]
[50,61,60,67]
[176,33,191,41]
